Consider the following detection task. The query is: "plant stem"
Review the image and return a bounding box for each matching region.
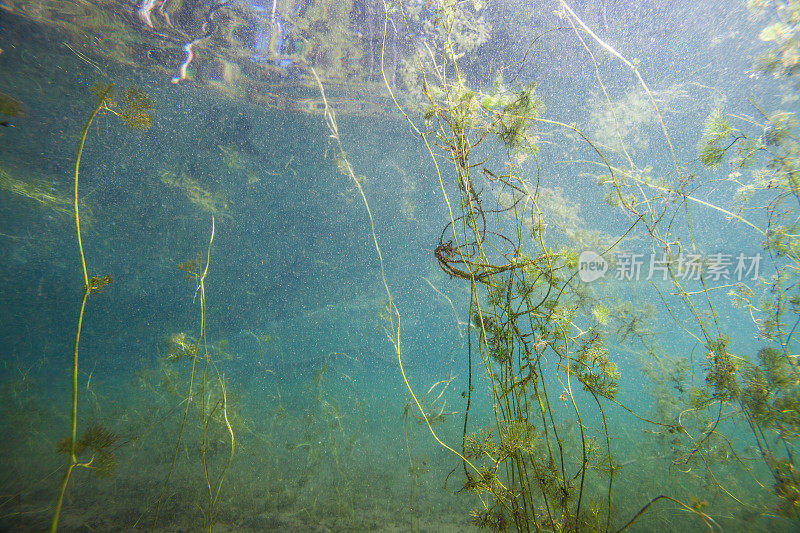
[49,85,112,533]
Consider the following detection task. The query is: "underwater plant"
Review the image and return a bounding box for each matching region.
[0,166,76,219]
[150,215,236,533]
[379,0,612,528]
[160,166,231,217]
[4,0,800,530]
[689,96,800,520]
[373,0,756,530]
[750,0,800,80]
[50,82,152,533]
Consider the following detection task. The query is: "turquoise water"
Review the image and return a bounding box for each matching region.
[1,1,799,531]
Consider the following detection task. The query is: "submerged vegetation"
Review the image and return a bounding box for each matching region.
[376,0,800,530]
[0,167,76,218]
[2,0,800,531]
[49,82,152,533]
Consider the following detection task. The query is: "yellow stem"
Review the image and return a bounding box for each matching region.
[50,86,113,533]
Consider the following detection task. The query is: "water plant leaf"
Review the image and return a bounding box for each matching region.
[119,86,153,130]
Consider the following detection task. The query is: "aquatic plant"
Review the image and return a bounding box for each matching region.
[750,0,800,80]
[689,94,800,520]
[55,424,119,478]
[376,0,738,530]
[557,1,800,524]
[289,356,362,523]
[160,166,230,216]
[380,0,607,527]
[50,82,152,533]
[0,166,76,219]
[7,0,800,530]
[151,216,236,532]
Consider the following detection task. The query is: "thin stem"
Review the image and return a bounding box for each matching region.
[50,85,112,533]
